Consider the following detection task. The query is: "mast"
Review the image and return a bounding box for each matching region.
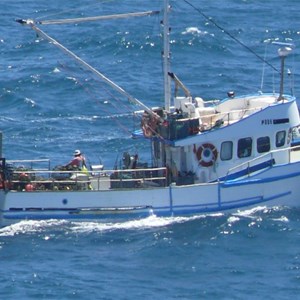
[277,46,293,101]
[163,0,171,112]
[272,42,294,101]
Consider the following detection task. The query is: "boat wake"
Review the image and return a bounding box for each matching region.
[0,219,69,237]
[0,215,204,236]
[0,206,294,237]
[69,214,211,233]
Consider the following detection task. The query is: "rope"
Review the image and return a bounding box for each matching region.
[58,61,135,135]
[182,0,279,74]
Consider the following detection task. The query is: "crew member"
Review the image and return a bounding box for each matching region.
[65,150,86,170]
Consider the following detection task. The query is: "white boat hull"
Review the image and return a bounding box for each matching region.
[2,161,300,225]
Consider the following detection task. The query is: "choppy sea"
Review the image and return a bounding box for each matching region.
[1,0,300,299]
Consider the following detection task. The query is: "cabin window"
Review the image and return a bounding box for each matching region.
[276,130,286,147]
[238,137,252,158]
[220,141,233,161]
[257,136,270,153]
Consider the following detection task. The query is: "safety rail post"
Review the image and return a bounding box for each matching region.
[97,175,100,191]
[271,151,274,165]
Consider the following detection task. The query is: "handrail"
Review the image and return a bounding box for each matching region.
[198,106,265,132]
[7,159,51,172]
[225,145,299,181]
[6,166,168,191]
[7,159,50,163]
[201,106,263,122]
[9,166,166,174]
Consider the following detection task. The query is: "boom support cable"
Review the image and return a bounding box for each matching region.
[183,0,279,73]
[38,10,160,25]
[16,18,163,122]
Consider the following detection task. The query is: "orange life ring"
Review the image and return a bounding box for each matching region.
[194,143,218,167]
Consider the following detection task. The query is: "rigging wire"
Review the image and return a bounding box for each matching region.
[57,61,137,136]
[16,2,162,137]
[38,11,160,25]
[182,0,280,74]
[260,43,268,92]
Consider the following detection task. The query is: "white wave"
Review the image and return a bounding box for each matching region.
[233,206,268,218]
[227,216,240,224]
[182,27,208,36]
[53,67,60,73]
[24,97,36,107]
[66,76,77,82]
[0,213,225,236]
[70,214,214,233]
[0,219,68,237]
[272,216,289,223]
[1,208,287,236]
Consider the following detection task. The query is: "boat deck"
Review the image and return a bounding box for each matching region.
[4,144,300,192]
[4,161,168,192]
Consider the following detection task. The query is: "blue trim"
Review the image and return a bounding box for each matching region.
[3,190,291,221]
[291,138,300,147]
[3,206,154,220]
[218,159,275,182]
[219,93,295,104]
[223,169,300,188]
[158,190,291,216]
[3,211,152,220]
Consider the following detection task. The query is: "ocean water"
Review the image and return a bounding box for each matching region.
[1,0,300,299]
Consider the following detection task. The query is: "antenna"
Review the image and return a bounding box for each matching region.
[277,45,294,101]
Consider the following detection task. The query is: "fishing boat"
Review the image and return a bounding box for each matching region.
[1,0,300,226]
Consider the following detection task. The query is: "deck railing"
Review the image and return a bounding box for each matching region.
[3,163,167,192]
[224,145,300,181]
[199,106,263,131]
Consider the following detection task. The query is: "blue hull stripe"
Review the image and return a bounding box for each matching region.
[2,191,291,220]
[218,159,275,182]
[223,170,300,187]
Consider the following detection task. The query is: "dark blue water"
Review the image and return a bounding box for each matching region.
[1,0,300,299]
